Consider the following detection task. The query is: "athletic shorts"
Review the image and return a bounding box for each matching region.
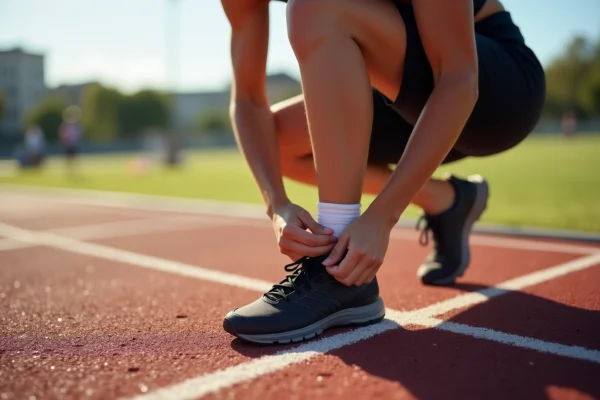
[367,4,546,166]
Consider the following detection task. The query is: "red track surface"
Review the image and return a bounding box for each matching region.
[1,193,599,400]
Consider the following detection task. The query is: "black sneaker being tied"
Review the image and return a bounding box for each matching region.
[222,255,385,345]
[416,174,489,286]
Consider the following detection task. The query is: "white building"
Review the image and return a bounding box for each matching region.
[174,73,302,131]
[0,47,47,136]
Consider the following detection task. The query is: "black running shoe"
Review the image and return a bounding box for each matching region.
[416,174,489,285]
[223,255,385,345]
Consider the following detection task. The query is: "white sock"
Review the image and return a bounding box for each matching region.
[317,202,361,238]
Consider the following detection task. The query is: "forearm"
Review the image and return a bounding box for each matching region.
[231,100,289,217]
[370,76,478,222]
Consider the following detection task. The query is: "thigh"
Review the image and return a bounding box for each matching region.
[455,32,546,155]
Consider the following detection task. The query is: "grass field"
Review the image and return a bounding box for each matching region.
[1,134,599,233]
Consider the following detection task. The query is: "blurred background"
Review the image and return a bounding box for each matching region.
[0,0,599,233]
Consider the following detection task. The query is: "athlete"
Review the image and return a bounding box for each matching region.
[220,0,545,344]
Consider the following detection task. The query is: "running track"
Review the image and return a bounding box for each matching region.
[1,188,599,400]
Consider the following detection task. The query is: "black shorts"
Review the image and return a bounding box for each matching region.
[368,5,546,166]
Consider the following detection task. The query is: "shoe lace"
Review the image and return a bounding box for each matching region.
[416,215,432,247]
[263,256,313,302]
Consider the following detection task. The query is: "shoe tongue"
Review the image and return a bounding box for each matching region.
[304,255,330,276]
[263,256,327,301]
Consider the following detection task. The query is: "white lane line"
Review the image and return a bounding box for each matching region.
[1,221,599,399]
[0,238,30,251]
[50,215,228,241]
[2,187,599,255]
[0,215,237,253]
[390,228,599,255]
[413,252,600,318]
[0,222,272,293]
[415,317,600,365]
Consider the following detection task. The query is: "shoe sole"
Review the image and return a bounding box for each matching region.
[225,297,386,345]
[423,174,490,286]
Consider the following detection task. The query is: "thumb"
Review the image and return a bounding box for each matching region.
[298,211,334,235]
[322,235,348,267]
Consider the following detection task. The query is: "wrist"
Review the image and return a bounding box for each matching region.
[265,192,291,219]
[365,195,405,230]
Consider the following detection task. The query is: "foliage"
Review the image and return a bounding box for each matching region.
[0,90,4,122]
[543,34,600,118]
[194,109,232,137]
[81,83,171,142]
[23,96,68,142]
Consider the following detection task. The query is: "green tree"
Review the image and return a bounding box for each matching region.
[81,83,122,142]
[117,89,171,139]
[579,39,600,116]
[543,34,600,118]
[0,90,4,122]
[23,96,68,142]
[194,109,232,137]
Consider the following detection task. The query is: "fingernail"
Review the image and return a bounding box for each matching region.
[323,257,331,265]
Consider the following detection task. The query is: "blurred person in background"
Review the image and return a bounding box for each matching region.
[24,124,46,167]
[561,111,577,138]
[59,106,83,174]
[15,124,46,169]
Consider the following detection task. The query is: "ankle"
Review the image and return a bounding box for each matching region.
[317,202,361,237]
[417,180,457,216]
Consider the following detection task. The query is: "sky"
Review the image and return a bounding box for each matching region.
[1,0,599,94]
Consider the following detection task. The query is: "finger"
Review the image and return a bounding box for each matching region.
[326,246,360,279]
[365,260,382,284]
[355,265,376,286]
[322,235,349,267]
[282,224,337,247]
[339,260,368,286]
[366,270,378,284]
[283,251,302,263]
[280,237,336,258]
[297,211,334,236]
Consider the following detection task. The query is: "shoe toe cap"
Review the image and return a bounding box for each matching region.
[223,311,239,336]
[222,299,277,335]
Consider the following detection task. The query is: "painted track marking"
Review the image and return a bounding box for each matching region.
[1,222,599,399]
[0,215,240,252]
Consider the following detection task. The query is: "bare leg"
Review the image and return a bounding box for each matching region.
[287,0,407,206]
[273,95,456,216]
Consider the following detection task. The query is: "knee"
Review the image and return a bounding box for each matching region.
[287,0,345,60]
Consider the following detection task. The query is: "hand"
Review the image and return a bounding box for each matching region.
[322,208,395,286]
[272,202,338,261]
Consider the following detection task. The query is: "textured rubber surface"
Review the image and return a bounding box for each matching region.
[1,191,599,400]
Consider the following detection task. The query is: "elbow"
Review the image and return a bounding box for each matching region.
[465,71,479,105]
[436,67,479,107]
[444,69,479,106]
